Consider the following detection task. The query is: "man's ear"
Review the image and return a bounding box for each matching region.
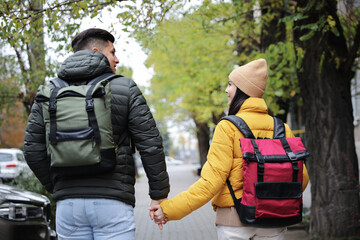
[92,47,100,52]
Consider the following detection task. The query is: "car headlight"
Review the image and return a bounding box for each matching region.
[0,203,44,221]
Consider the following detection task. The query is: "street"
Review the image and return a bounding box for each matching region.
[134,164,310,240]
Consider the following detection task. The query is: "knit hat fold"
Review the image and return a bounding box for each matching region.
[228,58,268,98]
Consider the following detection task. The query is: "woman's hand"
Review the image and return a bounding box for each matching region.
[149,204,168,230]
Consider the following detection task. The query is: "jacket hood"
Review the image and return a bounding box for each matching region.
[57,50,113,82]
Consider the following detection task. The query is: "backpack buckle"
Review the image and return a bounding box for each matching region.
[287,152,297,161]
[255,153,265,163]
[48,102,57,113]
[86,99,94,111]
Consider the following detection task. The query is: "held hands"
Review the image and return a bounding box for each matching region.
[149,199,168,230]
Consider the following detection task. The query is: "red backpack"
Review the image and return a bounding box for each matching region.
[221,116,309,228]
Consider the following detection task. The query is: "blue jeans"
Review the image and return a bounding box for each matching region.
[56,198,135,240]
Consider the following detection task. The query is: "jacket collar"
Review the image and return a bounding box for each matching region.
[237,97,268,114]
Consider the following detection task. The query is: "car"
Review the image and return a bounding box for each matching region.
[165,156,183,165]
[0,148,30,182]
[0,184,57,240]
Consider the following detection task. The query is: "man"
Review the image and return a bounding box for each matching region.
[23,28,170,240]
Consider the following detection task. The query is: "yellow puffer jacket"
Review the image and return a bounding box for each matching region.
[160,98,309,220]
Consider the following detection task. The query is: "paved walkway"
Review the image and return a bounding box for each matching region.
[134,164,310,240]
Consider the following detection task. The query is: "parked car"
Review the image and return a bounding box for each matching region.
[165,156,183,165]
[0,184,57,240]
[0,148,30,182]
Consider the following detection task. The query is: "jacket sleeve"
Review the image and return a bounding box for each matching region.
[23,102,53,193]
[285,124,309,191]
[127,80,169,200]
[160,121,233,220]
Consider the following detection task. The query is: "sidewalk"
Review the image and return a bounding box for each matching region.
[134,164,310,240]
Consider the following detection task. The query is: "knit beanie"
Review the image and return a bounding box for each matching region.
[228,58,268,98]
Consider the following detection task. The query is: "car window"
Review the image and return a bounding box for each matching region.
[0,153,13,162]
[16,153,25,162]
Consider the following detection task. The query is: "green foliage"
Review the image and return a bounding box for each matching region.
[253,42,301,116]
[116,65,134,78]
[0,0,120,113]
[121,0,303,125]
[136,3,236,125]
[0,50,21,111]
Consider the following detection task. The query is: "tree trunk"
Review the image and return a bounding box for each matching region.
[294,0,360,238]
[194,120,210,169]
[22,0,46,115]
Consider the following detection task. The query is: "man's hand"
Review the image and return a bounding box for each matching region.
[149,199,168,230]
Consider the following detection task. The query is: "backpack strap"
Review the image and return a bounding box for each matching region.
[220,115,255,139]
[87,73,119,86]
[273,117,285,138]
[226,179,240,205]
[50,78,69,88]
[221,116,286,139]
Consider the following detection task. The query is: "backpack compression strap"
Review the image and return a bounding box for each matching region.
[48,78,71,144]
[85,73,118,143]
[49,88,61,144]
[272,117,299,181]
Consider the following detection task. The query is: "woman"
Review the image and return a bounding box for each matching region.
[150,59,309,240]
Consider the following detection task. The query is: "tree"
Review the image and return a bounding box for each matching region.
[0,0,121,114]
[293,0,360,238]
[139,7,235,166]
[120,0,303,167]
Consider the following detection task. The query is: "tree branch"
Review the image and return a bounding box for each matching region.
[26,42,32,85]
[0,0,125,21]
[10,40,27,80]
[7,36,29,89]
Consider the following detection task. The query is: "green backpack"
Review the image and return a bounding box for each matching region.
[35,73,124,177]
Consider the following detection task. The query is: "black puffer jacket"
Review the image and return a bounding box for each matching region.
[24,50,169,207]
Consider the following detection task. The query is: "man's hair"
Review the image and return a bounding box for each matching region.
[71,28,115,52]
